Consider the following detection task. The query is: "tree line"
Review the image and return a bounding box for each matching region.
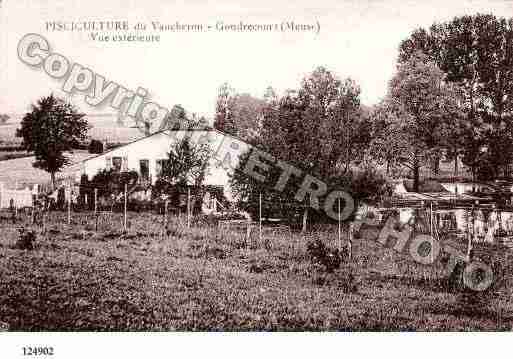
[14,13,513,221]
[223,13,513,211]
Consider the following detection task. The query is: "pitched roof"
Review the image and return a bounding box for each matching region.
[82,127,218,163]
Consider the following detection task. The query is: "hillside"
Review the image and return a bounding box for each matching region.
[0,115,145,148]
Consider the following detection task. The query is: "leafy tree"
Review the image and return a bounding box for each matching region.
[213,82,236,135]
[231,67,372,228]
[371,52,462,191]
[261,67,366,178]
[163,136,211,186]
[159,104,188,131]
[263,86,277,103]
[399,14,513,179]
[89,169,139,198]
[349,165,394,204]
[213,83,267,141]
[16,95,89,189]
[0,114,9,125]
[230,150,302,222]
[153,136,212,207]
[188,113,210,130]
[227,93,266,141]
[370,103,414,177]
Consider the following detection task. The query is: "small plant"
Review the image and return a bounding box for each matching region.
[205,246,227,260]
[307,239,345,273]
[15,228,36,250]
[248,257,272,274]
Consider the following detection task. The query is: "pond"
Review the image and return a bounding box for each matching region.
[394,207,513,243]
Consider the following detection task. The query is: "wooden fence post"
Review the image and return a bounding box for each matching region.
[164,199,169,232]
[67,197,71,225]
[246,220,251,243]
[124,183,127,231]
[467,205,475,259]
[338,197,341,251]
[187,187,191,229]
[430,201,434,263]
[348,222,353,260]
[94,189,98,214]
[259,193,262,244]
[66,180,72,225]
[94,188,98,232]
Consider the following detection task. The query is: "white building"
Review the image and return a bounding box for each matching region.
[80,129,250,201]
[0,182,35,208]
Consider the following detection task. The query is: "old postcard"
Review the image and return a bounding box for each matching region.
[0,0,512,357]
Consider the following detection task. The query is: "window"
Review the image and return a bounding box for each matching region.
[139,159,149,180]
[112,157,122,172]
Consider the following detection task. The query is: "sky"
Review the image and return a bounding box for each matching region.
[1,0,513,121]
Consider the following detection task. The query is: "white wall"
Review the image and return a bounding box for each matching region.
[440,182,489,194]
[82,130,251,201]
[0,182,33,208]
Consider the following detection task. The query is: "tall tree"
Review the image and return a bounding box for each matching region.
[231,67,368,229]
[399,14,513,179]
[372,52,462,191]
[213,82,236,135]
[228,93,265,141]
[17,95,89,189]
[153,135,212,210]
[260,68,365,179]
[157,136,212,188]
[159,104,187,131]
[213,82,267,141]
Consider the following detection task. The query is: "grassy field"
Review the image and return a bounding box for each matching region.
[0,116,144,147]
[0,212,511,331]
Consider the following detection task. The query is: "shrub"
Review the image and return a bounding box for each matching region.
[231,156,392,224]
[307,239,346,273]
[0,113,10,124]
[89,169,138,198]
[88,139,104,154]
[249,261,272,274]
[349,166,393,205]
[128,199,153,212]
[15,228,36,250]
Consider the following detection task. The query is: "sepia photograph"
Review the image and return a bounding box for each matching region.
[1,0,513,357]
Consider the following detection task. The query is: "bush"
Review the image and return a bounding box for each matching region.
[128,199,153,212]
[15,228,36,250]
[307,239,346,273]
[349,166,393,205]
[88,139,104,154]
[90,169,138,198]
[231,156,392,223]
